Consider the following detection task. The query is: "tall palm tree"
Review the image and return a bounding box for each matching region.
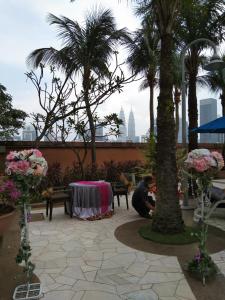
[171,53,182,143]
[176,0,225,151]
[200,54,225,158]
[126,18,159,136]
[201,55,225,116]
[137,0,184,233]
[27,8,128,167]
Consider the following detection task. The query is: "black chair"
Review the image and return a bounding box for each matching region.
[111,182,129,210]
[45,186,73,221]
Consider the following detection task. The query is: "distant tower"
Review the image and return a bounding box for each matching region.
[200,98,218,143]
[128,109,135,142]
[95,124,104,142]
[22,125,37,141]
[117,107,127,142]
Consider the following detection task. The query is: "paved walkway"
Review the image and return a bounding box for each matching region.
[29,197,224,300]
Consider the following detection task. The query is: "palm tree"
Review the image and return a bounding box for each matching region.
[137,0,184,233]
[171,53,182,143]
[126,18,159,136]
[201,55,225,116]
[27,8,128,167]
[176,0,225,151]
[200,54,225,158]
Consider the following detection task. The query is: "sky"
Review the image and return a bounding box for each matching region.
[0,0,224,138]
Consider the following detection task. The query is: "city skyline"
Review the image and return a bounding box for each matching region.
[0,0,223,138]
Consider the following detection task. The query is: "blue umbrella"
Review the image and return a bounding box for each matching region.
[192,116,225,133]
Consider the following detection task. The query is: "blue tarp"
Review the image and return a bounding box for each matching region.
[192,116,225,133]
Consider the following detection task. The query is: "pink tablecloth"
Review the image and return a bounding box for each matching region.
[76,181,110,214]
[69,181,113,219]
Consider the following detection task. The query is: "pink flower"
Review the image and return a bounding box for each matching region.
[10,190,21,201]
[7,160,30,174]
[31,149,42,158]
[211,151,224,170]
[193,158,209,172]
[6,151,17,161]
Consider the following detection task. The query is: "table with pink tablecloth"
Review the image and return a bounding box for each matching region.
[69,181,113,219]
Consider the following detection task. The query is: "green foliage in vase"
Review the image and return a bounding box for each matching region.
[188,223,218,285]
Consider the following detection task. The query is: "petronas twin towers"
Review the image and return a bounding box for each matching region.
[117,107,137,142]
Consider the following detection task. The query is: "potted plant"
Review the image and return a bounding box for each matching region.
[0,176,21,236]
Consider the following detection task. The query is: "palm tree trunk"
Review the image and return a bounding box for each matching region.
[220,91,225,117]
[188,71,198,151]
[148,77,155,136]
[174,87,180,143]
[152,33,184,234]
[220,91,225,161]
[83,70,96,172]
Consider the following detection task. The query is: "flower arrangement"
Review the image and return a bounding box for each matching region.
[6,149,47,178]
[185,148,224,174]
[184,149,223,285]
[4,149,47,288]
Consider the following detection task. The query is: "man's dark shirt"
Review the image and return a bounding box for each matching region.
[132,180,150,217]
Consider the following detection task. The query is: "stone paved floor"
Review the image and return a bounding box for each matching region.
[29,196,225,300]
[206,208,225,277]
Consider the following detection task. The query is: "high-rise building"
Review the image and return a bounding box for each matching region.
[127,109,136,142]
[13,135,21,141]
[117,107,127,142]
[200,98,218,143]
[95,124,104,142]
[22,125,37,141]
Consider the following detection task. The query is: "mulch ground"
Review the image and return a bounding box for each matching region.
[0,211,40,300]
[114,211,225,300]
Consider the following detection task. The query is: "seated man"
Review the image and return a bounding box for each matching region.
[132,175,155,218]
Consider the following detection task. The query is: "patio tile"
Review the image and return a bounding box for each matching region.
[85,260,102,268]
[84,270,97,281]
[149,266,182,273]
[152,281,178,297]
[42,283,62,293]
[97,267,124,276]
[175,279,196,300]
[116,283,142,295]
[127,262,149,277]
[81,265,98,272]
[81,291,121,300]
[72,291,85,300]
[82,250,103,261]
[125,289,158,300]
[139,272,184,284]
[72,279,116,294]
[62,266,85,280]
[39,273,55,286]
[55,275,77,286]
[38,251,66,261]
[44,290,75,300]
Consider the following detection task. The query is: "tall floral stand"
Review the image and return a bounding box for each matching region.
[4,149,47,300]
[184,149,224,285]
[191,187,217,285]
[13,201,43,300]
